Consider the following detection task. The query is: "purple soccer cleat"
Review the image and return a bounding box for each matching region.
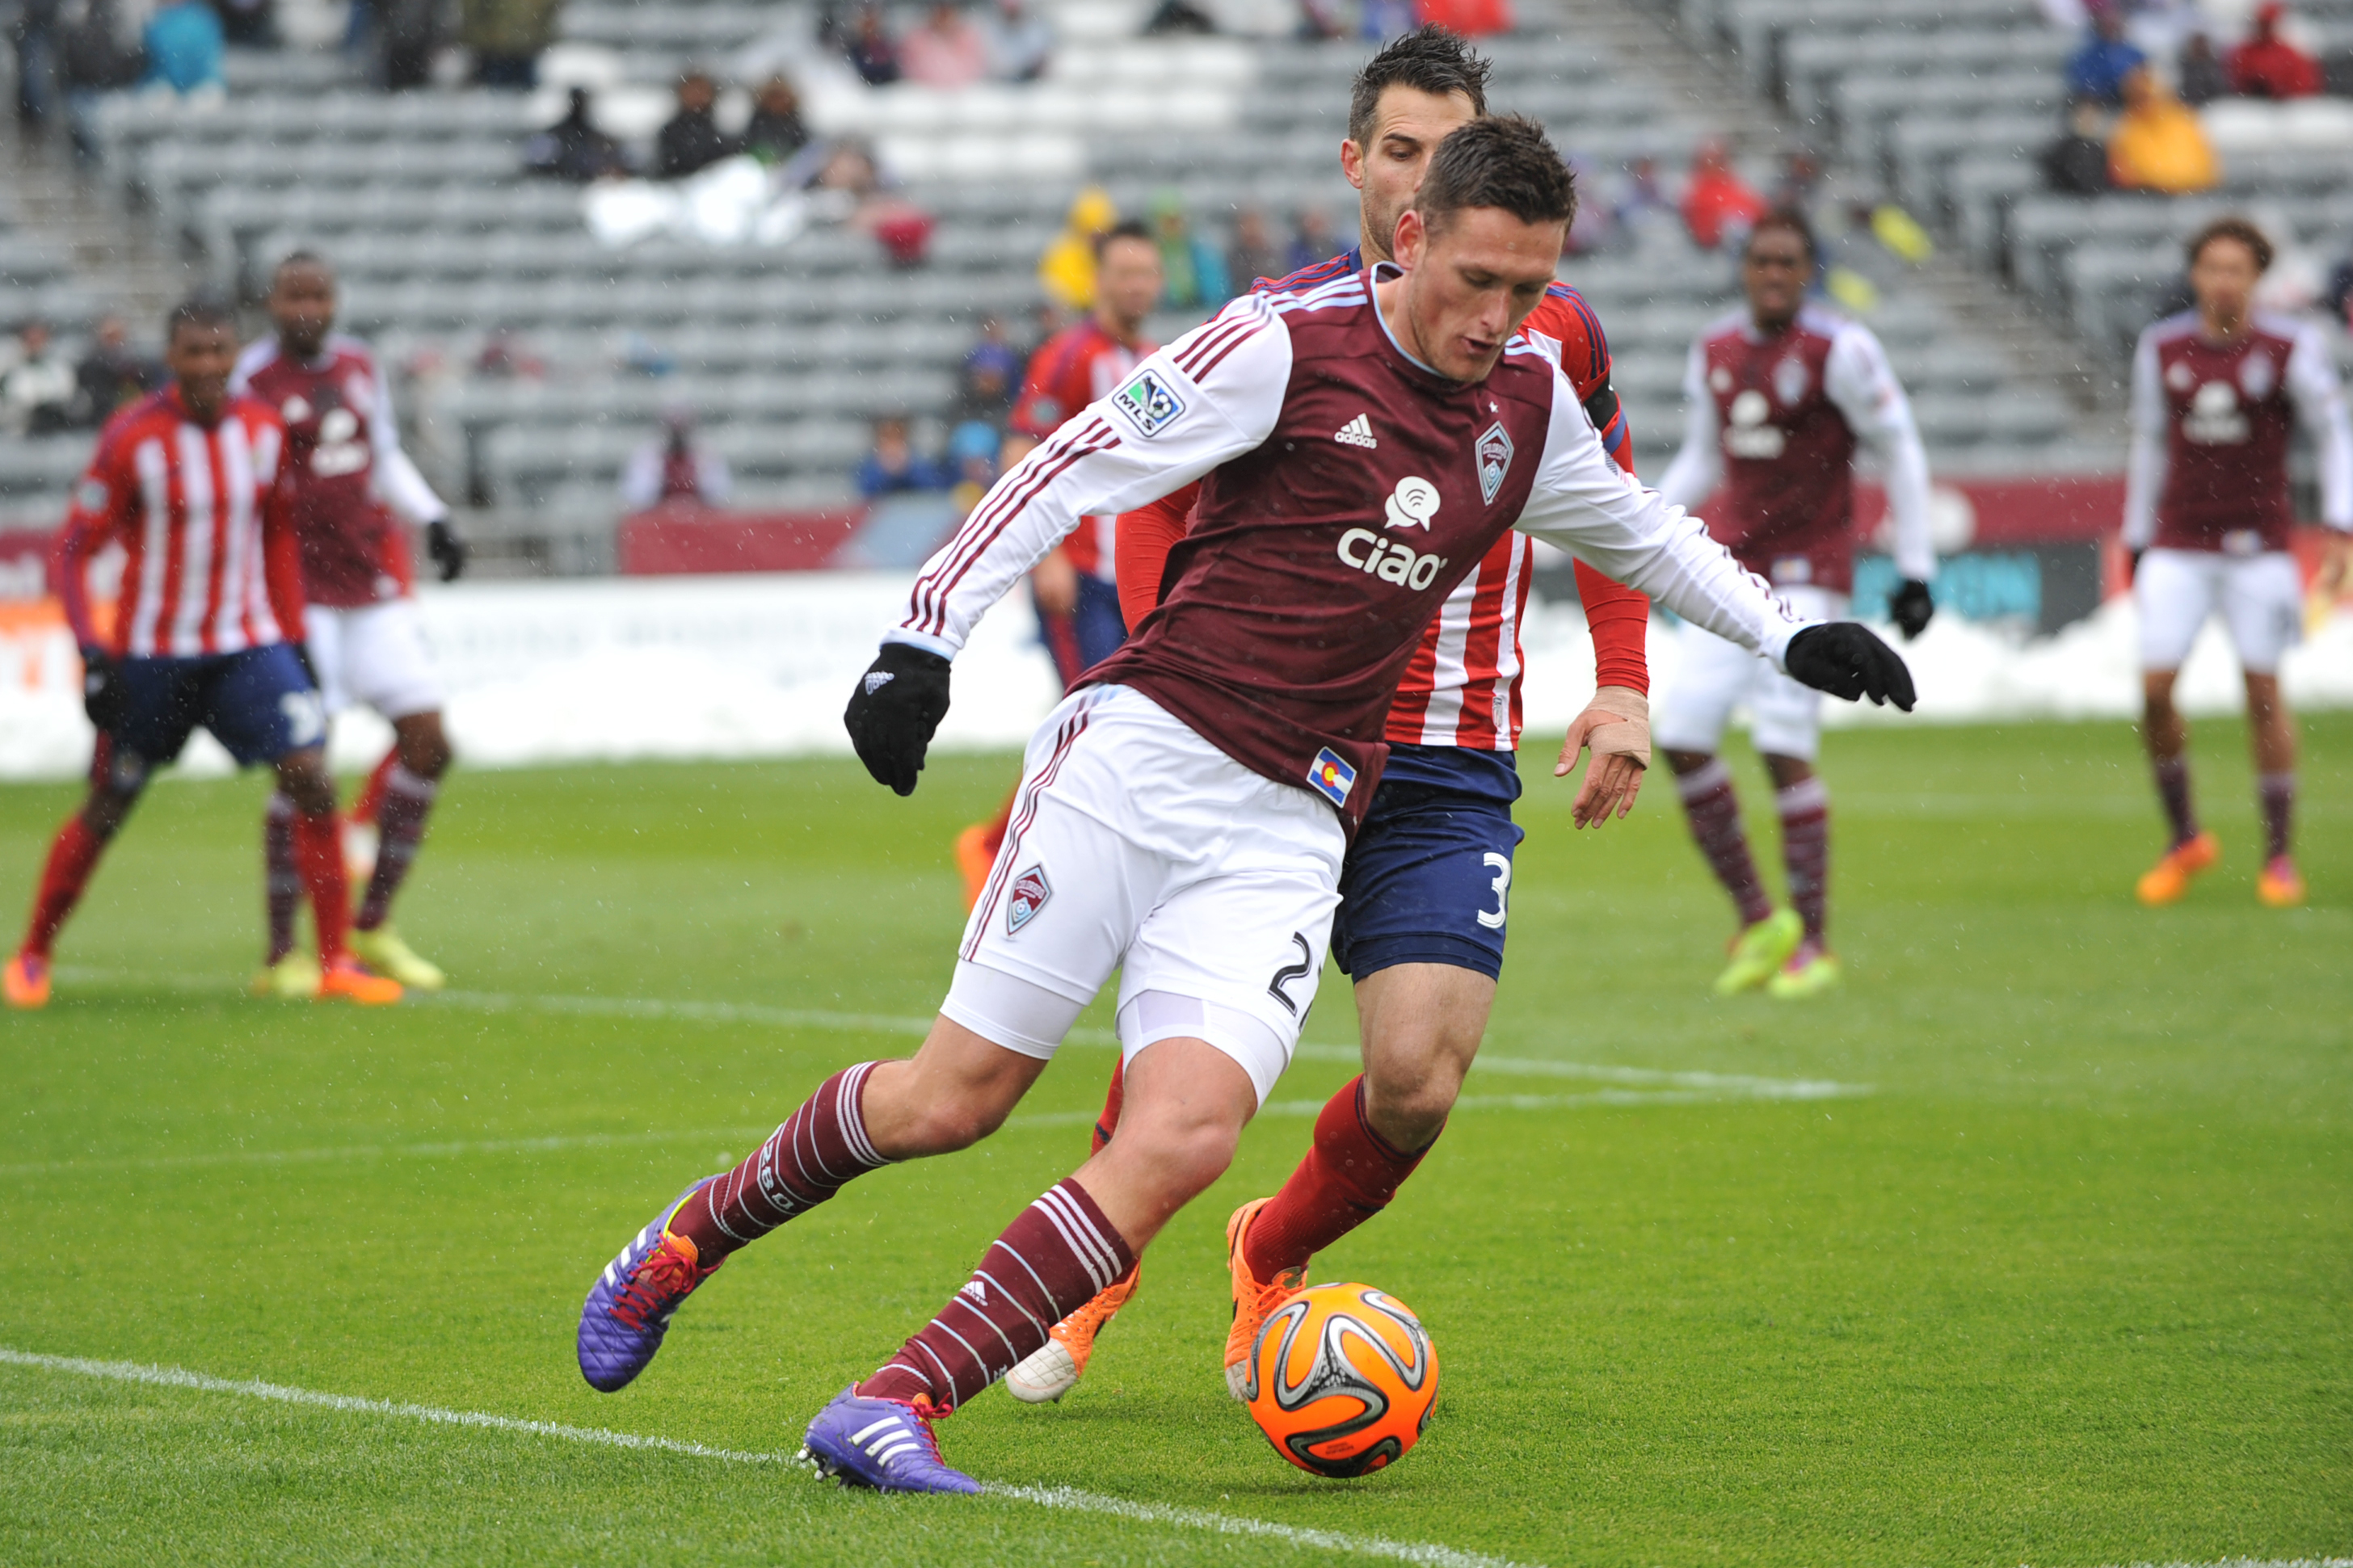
[800,1386,981,1494]
[577,1177,725,1393]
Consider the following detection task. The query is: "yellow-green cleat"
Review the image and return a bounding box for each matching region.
[348,927,445,991]
[1713,909,1803,995]
[251,950,322,999]
[1765,942,1842,1000]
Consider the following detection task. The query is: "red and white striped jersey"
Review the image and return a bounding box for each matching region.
[57,386,299,659]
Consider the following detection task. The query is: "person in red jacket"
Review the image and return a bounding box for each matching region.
[2228,3,2321,99]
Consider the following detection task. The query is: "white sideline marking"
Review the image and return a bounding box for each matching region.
[0,1347,1538,1568]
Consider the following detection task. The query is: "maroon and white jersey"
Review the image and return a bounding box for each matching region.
[1656,304,1933,595]
[890,271,1807,834]
[231,334,448,607]
[2124,310,2353,555]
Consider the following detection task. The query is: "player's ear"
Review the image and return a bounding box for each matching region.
[1340,137,1367,191]
[1394,208,1425,268]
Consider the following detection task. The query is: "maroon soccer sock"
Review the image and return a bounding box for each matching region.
[2152,755,2199,848]
[22,816,106,959]
[668,1063,892,1261]
[1244,1076,1432,1281]
[858,1177,1136,1411]
[356,764,438,933]
[1676,759,1773,927]
[1775,777,1830,945]
[2258,771,2295,861]
[1091,1058,1125,1155]
[291,810,351,962]
[263,793,301,964]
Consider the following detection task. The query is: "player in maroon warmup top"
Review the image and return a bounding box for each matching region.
[575,119,1913,1489]
[233,252,467,992]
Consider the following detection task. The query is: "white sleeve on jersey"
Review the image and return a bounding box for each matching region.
[1825,322,1935,582]
[887,296,1294,658]
[1515,365,1810,670]
[2285,320,2353,531]
[1653,338,1724,512]
[227,339,273,398]
[2122,327,2170,552]
[363,359,450,525]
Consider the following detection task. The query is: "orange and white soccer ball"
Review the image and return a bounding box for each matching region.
[1241,1281,1438,1477]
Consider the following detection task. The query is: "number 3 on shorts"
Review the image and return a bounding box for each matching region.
[1476,851,1511,931]
[280,689,326,749]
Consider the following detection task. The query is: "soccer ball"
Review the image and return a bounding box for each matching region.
[1241,1281,1438,1477]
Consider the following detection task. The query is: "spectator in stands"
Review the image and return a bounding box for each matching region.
[984,0,1052,81]
[902,1,988,87]
[141,0,223,99]
[461,0,559,88]
[2228,2,2321,98]
[1143,0,1217,34]
[742,74,810,162]
[2176,32,2228,106]
[1287,205,1338,272]
[655,69,739,179]
[946,418,1000,516]
[1680,136,1766,252]
[1610,153,1675,242]
[371,0,445,90]
[211,0,277,48]
[785,137,935,264]
[524,87,632,182]
[58,1,145,161]
[2108,65,2217,193]
[2066,4,2145,107]
[845,4,901,86]
[1226,208,1281,289]
[1773,145,1825,212]
[74,314,157,426]
[475,327,544,379]
[1150,189,1229,309]
[857,416,947,498]
[954,321,1021,427]
[2,322,78,436]
[1039,186,1118,312]
[621,405,732,511]
[12,0,61,131]
[2041,98,2115,195]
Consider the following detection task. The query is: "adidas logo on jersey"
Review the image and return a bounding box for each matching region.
[959,1279,988,1305]
[1334,414,1378,449]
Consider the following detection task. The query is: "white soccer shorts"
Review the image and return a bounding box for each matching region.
[941,683,1345,1106]
[302,600,445,721]
[2135,547,2303,675]
[1652,585,1845,763]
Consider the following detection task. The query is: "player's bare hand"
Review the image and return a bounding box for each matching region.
[1031,549,1079,617]
[1554,686,1650,828]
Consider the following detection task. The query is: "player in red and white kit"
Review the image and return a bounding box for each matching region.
[1653,208,1936,999]
[3,299,398,1010]
[575,120,1913,1487]
[234,252,467,992]
[1002,27,1660,1406]
[951,221,1165,901]
[2124,217,2353,908]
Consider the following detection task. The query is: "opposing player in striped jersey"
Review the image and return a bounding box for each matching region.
[1000,26,1661,1406]
[1652,208,1937,998]
[3,299,399,1010]
[234,252,466,994]
[2123,217,2353,908]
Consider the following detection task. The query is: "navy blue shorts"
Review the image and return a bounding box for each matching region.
[1035,574,1128,690]
[101,644,325,784]
[1329,743,1525,982]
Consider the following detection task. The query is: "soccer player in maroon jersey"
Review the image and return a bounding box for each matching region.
[951,220,1164,903]
[575,118,1912,1487]
[2124,217,2353,908]
[2,299,399,1010]
[233,252,466,992]
[1652,208,1937,999]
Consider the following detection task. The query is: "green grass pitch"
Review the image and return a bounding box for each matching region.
[0,717,2347,1567]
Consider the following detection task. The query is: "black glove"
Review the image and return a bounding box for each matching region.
[844,642,953,797]
[1889,578,1934,641]
[427,518,469,583]
[1785,622,1917,711]
[79,646,122,731]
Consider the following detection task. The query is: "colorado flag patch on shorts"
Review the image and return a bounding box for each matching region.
[1007,864,1052,934]
[1306,747,1357,809]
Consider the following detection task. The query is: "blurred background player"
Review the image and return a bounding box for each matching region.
[952,219,1164,900]
[3,299,398,1011]
[1004,27,1659,1406]
[1652,208,1936,1000]
[2122,217,2353,910]
[234,252,468,994]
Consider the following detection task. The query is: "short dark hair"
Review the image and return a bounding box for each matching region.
[272,248,333,284]
[1414,115,1576,238]
[1096,217,1156,261]
[2187,216,2273,274]
[166,294,235,345]
[1746,206,1818,264]
[1348,25,1492,148]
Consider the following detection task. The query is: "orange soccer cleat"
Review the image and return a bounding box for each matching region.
[1004,1259,1140,1403]
[1223,1196,1306,1402]
[316,954,402,1006]
[4,952,52,1009]
[2256,856,2307,908]
[2136,831,2219,906]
